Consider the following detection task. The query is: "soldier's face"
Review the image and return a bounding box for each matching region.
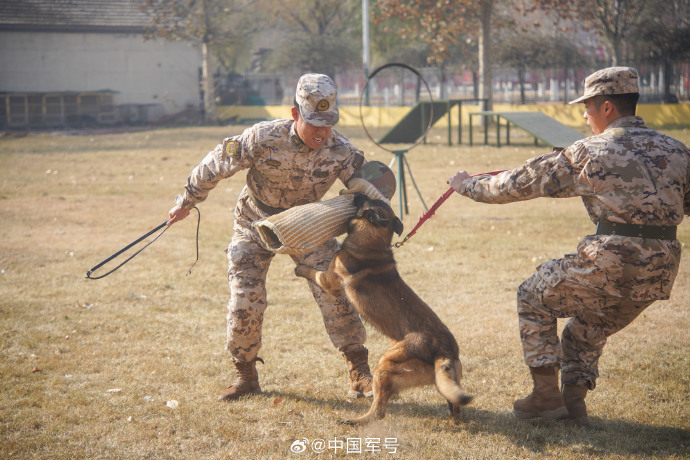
[292,107,332,150]
[583,98,609,135]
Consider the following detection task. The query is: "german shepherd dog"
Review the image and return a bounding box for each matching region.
[295,194,472,425]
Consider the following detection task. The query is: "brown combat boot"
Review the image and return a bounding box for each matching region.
[342,345,373,398]
[560,384,590,426]
[217,357,263,401]
[512,367,568,420]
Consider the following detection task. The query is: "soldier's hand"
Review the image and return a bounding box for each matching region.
[167,205,190,226]
[448,171,471,194]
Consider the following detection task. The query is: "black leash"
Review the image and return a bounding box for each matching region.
[85,206,200,280]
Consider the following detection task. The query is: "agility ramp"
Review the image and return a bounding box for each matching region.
[378,100,456,144]
[469,111,585,148]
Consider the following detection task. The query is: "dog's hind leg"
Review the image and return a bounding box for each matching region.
[341,342,434,425]
[434,357,473,418]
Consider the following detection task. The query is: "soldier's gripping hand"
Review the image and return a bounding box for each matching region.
[167,205,190,226]
[448,171,472,195]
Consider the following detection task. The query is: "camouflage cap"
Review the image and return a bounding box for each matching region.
[353,160,396,200]
[569,66,639,104]
[295,73,339,127]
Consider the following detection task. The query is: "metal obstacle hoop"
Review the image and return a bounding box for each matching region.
[358,62,435,153]
[358,63,436,217]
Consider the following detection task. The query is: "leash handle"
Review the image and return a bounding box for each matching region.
[85,221,169,280]
[393,169,507,248]
[85,206,200,280]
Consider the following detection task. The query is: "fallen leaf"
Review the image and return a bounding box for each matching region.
[273,397,283,405]
[31,367,41,373]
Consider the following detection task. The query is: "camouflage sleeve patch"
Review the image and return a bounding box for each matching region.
[222,138,241,160]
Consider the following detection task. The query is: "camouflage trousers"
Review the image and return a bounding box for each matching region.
[517,270,653,389]
[225,198,367,363]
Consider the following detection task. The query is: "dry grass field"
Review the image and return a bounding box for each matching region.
[0,123,688,459]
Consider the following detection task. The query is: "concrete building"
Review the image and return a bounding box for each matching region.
[0,0,201,129]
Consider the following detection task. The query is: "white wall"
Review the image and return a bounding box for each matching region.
[0,31,201,115]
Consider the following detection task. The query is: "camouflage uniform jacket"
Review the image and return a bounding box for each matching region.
[463,116,690,301]
[178,119,365,212]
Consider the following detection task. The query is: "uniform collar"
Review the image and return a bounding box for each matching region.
[606,115,647,131]
[289,122,314,154]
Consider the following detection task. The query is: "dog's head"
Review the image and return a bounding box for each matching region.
[349,193,404,240]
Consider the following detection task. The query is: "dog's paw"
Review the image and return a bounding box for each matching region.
[337,417,374,426]
[337,413,381,426]
[448,401,462,416]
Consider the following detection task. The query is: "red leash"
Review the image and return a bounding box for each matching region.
[393,170,507,248]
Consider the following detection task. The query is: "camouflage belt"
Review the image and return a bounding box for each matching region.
[596,221,677,240]
[248,189,288,216]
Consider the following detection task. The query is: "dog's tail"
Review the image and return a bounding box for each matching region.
[434,357,473,407]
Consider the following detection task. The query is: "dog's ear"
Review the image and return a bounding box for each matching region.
[392,216,404,236]
[353,192,369,209]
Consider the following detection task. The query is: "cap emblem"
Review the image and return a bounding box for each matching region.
[316,99,330,111]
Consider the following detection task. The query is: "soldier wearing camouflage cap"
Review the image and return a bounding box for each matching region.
[168,73,376,402]
[569,66,639,104]
[295,73,340,127]
[448,67,689,426]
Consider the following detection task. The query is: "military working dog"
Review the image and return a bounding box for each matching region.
[295,194,472,425]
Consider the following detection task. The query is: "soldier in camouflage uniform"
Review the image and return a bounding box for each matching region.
[448,67,689,425]
[167,74,374,401]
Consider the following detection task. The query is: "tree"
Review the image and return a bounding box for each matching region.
[495,30,594,104]
[367,14,432,69]
[636,0,690,102]
[141,0,265,124]
[526,0,650,66]
[262,0,361,77]
[373,0,494,106]
[494,34,548,104]
[478,0,493,107]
